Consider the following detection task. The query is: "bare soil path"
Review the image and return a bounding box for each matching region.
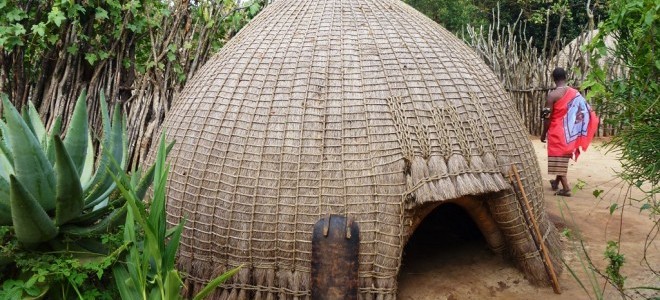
[397,138,659,299]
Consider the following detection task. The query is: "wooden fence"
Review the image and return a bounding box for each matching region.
[464,19,623,137]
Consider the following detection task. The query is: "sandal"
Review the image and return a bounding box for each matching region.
[549,179,559,191]
[554,189,571,197]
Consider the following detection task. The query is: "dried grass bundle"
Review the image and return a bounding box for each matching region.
[152,0,563,298]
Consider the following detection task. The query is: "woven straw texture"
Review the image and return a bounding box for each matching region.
[156,0,562,298]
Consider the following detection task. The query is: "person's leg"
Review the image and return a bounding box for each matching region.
[549,175,560,190]
[555,175,571,196]
[558,175,569,191]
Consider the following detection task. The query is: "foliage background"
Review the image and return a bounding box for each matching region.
[0,0,263,168]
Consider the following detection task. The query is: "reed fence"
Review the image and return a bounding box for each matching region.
[464,16,624,137]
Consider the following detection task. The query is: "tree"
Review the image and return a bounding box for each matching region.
[584,0,659,199]
[0,0,263,168]
[403,0,487,33]
[582,0,659,293]
[405,0,608,53]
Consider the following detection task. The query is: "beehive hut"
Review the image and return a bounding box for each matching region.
[156,0,563,298]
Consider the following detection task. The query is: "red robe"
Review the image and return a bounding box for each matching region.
[547,87,599,160]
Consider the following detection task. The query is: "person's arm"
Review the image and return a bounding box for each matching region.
[540,92,554,143]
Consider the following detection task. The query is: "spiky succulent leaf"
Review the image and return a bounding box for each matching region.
[0,143,13,181]
[67,198,125,225]
[2,96,56,211]
[63,91,89,175]
[60,205,127,237]
[54,136,84,226]
[50,116,62,137]
[21,108,35,139]
[80,131,95,189]
[46,117,62,164]
[0,119,12,154]
[83,93,113,205]
[27,101,47,146]
[9,175,58,244]
[0,179,11,224]
[85,102,125,209]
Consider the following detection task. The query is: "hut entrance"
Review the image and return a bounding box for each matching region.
[400,202,487,265]
[398,202,504,294]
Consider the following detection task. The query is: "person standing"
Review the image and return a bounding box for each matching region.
[541,67,599,196]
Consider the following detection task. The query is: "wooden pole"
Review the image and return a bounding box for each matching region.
[509,165,562,294]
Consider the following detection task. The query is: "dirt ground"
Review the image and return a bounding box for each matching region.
[397,138,659,299]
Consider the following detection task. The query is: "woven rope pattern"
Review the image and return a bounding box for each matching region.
[156,0,561,298]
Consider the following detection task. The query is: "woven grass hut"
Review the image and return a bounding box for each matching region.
[156,0,563,298]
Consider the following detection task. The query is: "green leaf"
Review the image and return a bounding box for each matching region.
[644,9,655,26]
[85,53,98,66]
[111,169,160,276]
[0,119,13,155]
[0,141,14,181]
[609,203,618,215]
[98,51,110,60]
[79,131,95,189]
[31,23,46,37]
[6,8,26,22]
[134,140,175,200]
[46,117,62,164]
[592,189,604,198]
[85,102,125,209]
[95,7,108,20]
[63,91,89,175]
[26,101,47,146]
[84,93,113,205]
[192,266,242,300]
[54,135,84,226]
[67,197,125,226]
[9,175,58,244]
[113,266,141,299]
[60,205,127,237]
[164,269,183,298]
[48,7,66,27]
[164,217,184,272]
[167,52,176,62]
[149,135,169,244]
[249,3,260,16]
[639,203,651,212]
[2,95,56,211]
[47,34,59,45]
[66,44,79,55]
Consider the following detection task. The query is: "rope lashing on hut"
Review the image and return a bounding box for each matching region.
[153,0,564,297]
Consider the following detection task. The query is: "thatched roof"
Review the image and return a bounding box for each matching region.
[156,0,562,298]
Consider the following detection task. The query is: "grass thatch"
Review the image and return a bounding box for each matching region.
[153,0,564,298]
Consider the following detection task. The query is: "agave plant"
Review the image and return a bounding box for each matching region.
[0,91,155,247]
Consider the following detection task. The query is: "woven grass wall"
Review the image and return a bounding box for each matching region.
[154,0,563,298]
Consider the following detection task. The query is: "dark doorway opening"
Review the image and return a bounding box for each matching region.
[403,202,485,255]
[398,202,501,296]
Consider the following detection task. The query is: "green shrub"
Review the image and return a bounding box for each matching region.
[0,90,158,298]
[111,135,240,300]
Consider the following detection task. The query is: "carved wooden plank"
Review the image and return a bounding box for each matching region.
[311,215,360,300]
